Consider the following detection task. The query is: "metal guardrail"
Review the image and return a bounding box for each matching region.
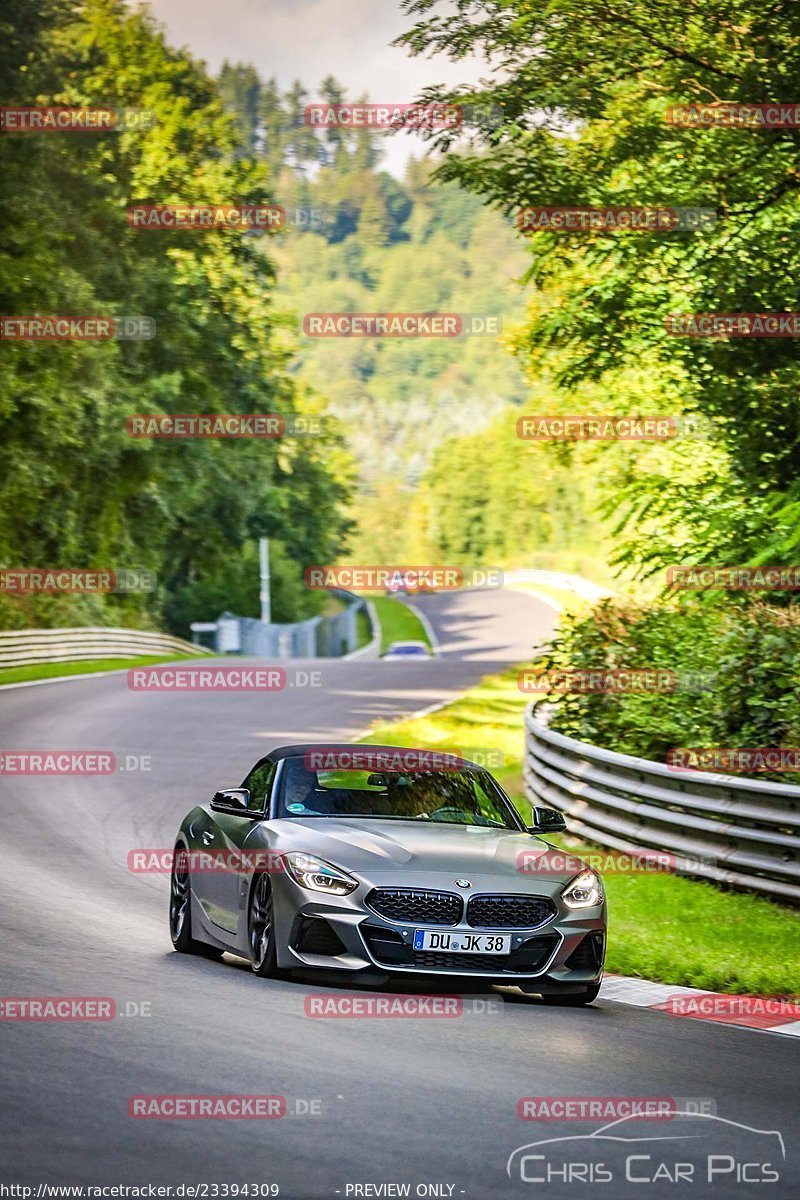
[0,626,208,668]
[191,589,376,660]
[343,600,380,660]
[504,569,612,603]
[524,704,800,904]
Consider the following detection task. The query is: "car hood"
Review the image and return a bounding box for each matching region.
[263,818,584,885]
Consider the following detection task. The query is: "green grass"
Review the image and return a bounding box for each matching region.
[359,664,800,994]
[0,653,200,687]
[370,595,432,655]
[597,869,800,994]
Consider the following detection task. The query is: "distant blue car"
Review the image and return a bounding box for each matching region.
[382,640,431,660]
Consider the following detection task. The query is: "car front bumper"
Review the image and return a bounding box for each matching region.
[274,879,606,986]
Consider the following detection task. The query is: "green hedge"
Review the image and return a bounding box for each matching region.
[536,597,800,782]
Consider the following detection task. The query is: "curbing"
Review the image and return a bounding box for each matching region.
[598,973,800,1037]
[405,598,441,657]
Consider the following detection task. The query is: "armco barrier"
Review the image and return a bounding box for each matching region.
[0,626,209,668]
[524,704,800,904]
[504,569,611,603]
[192,590,377,660]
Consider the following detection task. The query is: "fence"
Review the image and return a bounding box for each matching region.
[192,590,377,660]
[0,626,208,668]
[524,704,800,904]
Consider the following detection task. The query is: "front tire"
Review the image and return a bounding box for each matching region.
[248,873,280,977]
[169,844,223,959]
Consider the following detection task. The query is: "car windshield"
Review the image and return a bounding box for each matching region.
[276,758,521,828]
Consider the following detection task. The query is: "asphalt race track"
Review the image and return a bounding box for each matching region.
[0,588,797,1197]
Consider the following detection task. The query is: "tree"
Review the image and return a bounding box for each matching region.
[396,0,800,574]
[218,61,261,154]
[0,0,351,633]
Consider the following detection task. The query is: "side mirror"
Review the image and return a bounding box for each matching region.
[211,788,251,814]
[528,806,567,834]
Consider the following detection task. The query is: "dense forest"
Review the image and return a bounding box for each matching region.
[215,63,736,581]
[216,63,628,572]
[391,0,800,771]
[0,2,625,636]
[0,0,351,633]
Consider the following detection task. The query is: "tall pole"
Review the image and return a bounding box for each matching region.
[259,536,271,624]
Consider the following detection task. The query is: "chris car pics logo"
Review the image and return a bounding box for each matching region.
[507,1112,785,1186]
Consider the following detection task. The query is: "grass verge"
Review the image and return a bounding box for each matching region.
[0,654,200,687]
[359,665,800,994]
[369,596,432,655]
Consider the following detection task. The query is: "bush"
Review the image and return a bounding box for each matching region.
[536,597,800,781]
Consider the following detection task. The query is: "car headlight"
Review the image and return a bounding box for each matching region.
[283,852,359,896]
[561,868,604,908]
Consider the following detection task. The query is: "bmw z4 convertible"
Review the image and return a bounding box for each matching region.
[169,744,606,1004]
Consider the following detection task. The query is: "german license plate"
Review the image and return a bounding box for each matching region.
[413,929,511,954]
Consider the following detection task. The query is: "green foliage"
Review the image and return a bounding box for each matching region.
[536,597,800,779]
[389,0,800,764]
[0,0,351,635]
[600,868,800,993]
[269,168,530,490]
[396,0,800,571]
[214,67,532,502]
[370,596,431,654]
[419,409,605,565]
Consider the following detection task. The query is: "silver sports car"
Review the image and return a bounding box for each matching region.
[170,744,606,1004]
